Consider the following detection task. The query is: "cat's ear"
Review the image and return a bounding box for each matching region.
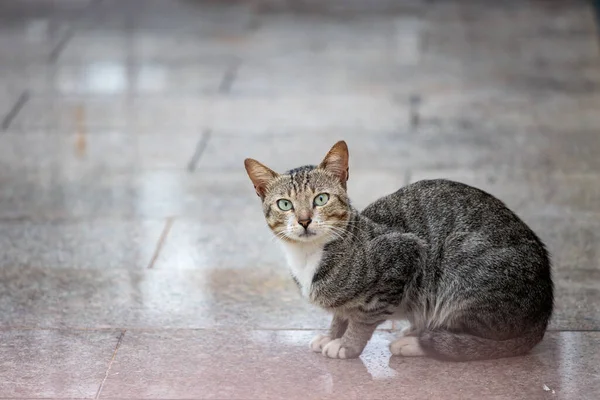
[319,140,349,188]
[244,158,279,199]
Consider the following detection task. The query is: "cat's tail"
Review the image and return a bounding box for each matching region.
[418,327,546,362]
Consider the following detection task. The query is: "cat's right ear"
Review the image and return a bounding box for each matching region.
[244,158,279,199]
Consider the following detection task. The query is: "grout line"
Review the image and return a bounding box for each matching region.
[218,60,241,94]
[1,91,30,131]
[95,330,126,399]
[48,29,74,63]
[186,129,212,172]
[408,93,421,129]
[146,217,175,269]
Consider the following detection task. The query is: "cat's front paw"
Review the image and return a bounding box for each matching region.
[322,339,361,359]
[309,334,332,352]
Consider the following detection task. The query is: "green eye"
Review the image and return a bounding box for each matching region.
[314,193,329,206]
[277,199,293,211]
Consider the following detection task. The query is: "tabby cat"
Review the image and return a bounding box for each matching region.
[244,141,553,361]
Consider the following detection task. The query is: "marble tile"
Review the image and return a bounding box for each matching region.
[414,88,600,133]
[0,169,248,220]
[0,132,201,173]
[0,166,406,221]
[409,169,600,217]
[0,329,120,398]
[526,216,600,331]
[552,265,600,331]
[9,95,406,132]
[0,219,164,269]
[200,126,600,174]
[0,24,71,65]
[70,0,252,33]
[201,132,412,172]
[18,61,230,97]
[232,61,419,96]
[0,266,331,330]
[152,217,288,270]
[100,330,600,400]
[0,0,599,397]
[526,214,600,269]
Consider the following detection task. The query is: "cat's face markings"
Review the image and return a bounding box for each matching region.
[244,141,351,244]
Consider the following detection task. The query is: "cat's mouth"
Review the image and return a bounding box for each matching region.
[298,230,317,238]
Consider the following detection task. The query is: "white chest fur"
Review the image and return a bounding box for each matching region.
[280,242,325,299]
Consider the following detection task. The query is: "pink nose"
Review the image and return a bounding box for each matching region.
[298,219,312,229]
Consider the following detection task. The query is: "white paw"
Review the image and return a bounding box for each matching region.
[309,334,332,352]
[390,336,426,357]
[322,338,348,359]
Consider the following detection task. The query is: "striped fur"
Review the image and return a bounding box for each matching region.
[245,141,553,361]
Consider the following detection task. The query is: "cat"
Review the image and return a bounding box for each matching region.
[244,140,553,361]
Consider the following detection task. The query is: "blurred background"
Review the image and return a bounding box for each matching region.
[0,0,599,398]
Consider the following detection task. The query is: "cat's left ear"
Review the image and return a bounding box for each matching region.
[319,140,349,189]
[244,158,279,199]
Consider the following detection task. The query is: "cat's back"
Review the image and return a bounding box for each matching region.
[361,179,535,241]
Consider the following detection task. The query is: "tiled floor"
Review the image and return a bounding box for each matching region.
[1,0,599,399]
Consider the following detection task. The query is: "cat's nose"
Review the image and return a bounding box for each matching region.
[298,218,312,229]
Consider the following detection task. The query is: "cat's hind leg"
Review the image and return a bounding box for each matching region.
[418,328,545,361]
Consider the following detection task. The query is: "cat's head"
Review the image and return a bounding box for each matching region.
[244,141,351,244]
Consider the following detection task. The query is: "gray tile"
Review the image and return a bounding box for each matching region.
[152,218,288,270]
[552,265,600,331]
[200,127,599,174]
[421,1,599,69]
[0,166,406,220]
[0,264,395,331]
[69,0,252,33]
[100,330,600,400]
[0,26,71,65]
[9,95,406,132]
[200,133,410,172]
[410,169,600,216]
[52,32,130,63]
[526,215,600,269]
[232,61,420,96]
[0,170,250,220]
[526,215,600,330]
[17,62,230,97]
[61,11,420,63]
[0,219,164,269]
[0,266,330,329]
[0,132,201,172]
[242,14,422,64]
[415,89,600,132]
[0,329,120,398]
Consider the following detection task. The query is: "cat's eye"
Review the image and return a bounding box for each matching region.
[277,199,293,211]
[314,193,330,207]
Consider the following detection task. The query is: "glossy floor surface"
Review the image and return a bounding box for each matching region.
[1,0,600,399]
